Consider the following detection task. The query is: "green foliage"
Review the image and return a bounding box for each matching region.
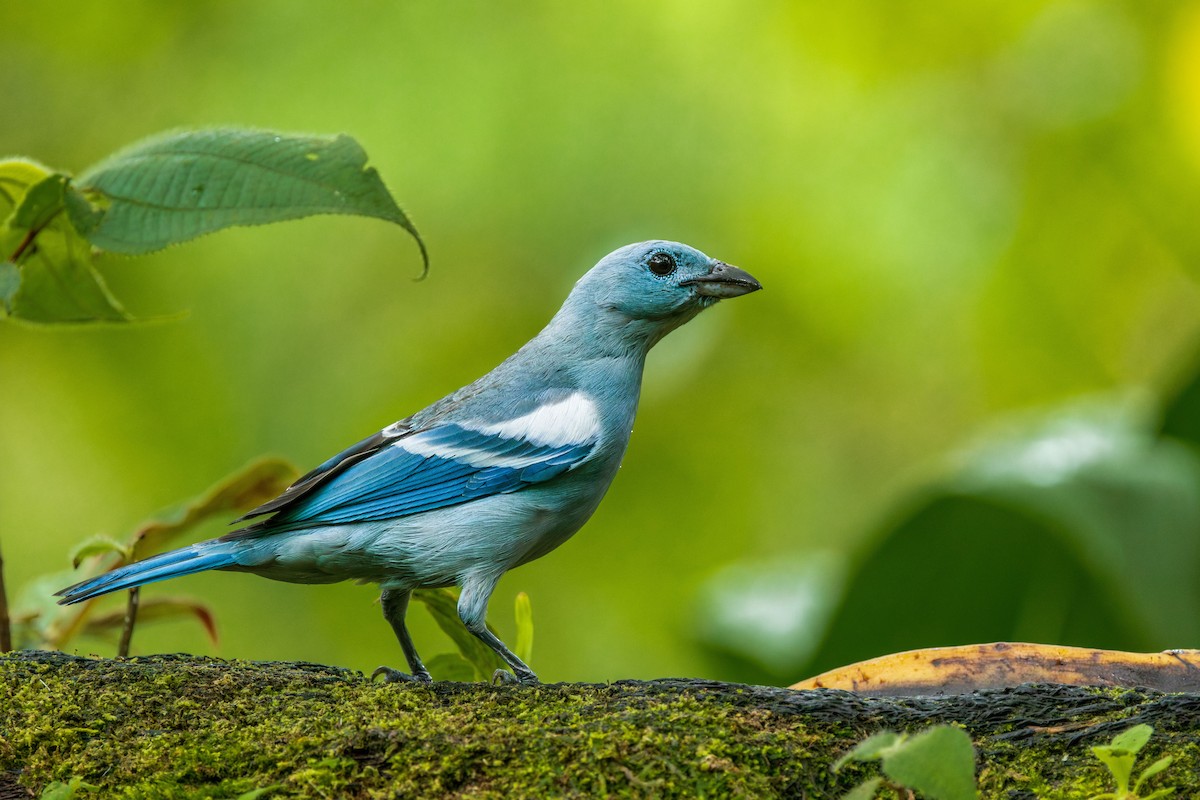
[37,777,96,799]
[515,590,534,665]
[0,159,129,323]
[705,385,1200,682]
[12,458,298,653]
[413,587,506,679]
[413,587,536,681]
[1160,355,1200,448]
[115,456,299,563]
[1089,724,1176,800]
[0,128,425,325]
[835,725,978,800]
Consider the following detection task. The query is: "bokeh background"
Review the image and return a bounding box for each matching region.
[4,1,1200,684]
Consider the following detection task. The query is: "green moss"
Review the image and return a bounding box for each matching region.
[2,652,1200,798]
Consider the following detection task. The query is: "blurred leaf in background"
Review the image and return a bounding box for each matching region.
[702,369,1200,683]
[3,1,1200,682]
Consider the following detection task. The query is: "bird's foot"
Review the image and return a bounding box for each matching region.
[492,668,539,686]
[372,665,433,684]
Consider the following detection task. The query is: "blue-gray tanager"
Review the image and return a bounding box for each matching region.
[57,241,762,684]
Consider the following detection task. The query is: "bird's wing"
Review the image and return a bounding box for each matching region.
[226,395,600,537]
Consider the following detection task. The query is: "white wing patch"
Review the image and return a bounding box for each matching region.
[481,392,600,447]
[395,438,559,469]
[393,392,600,469]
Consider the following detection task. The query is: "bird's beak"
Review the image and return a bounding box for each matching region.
[681,261,763,298]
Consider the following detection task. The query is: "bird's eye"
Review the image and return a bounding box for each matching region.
[647,252,676,277]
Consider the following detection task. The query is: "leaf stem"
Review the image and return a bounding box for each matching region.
[7,199,68,265]
[8,226,39,264]
[118,587,139,657]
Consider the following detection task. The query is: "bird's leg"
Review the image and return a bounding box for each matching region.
[458,573,538,685]
[372,588,433,683]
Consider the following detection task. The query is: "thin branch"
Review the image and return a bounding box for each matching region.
[0,540,12,652]
[118,587,139,658]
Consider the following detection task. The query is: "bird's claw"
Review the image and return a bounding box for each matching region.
[372,665,433,684]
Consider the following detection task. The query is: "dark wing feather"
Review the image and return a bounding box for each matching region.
[233,419,411,523]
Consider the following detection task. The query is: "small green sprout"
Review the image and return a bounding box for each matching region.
[834,724,978,800]
[38,777,97,799]
[1088,724,1175,800]
[416,588,535,682]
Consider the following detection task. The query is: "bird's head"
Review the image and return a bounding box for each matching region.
[557,240,762,352]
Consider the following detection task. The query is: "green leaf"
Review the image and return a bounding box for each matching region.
[0,160,130,324]
[412,587,505,680]
[1109,723,1153,755]
[4,220,131,323]
[69,535,131,568]
[1135,756,1175,794]
[840,777,884,800]
[834,731,903,771]
[63,182,105,236]
[38,777,97,799]
[1141,789,1177,799]
[1092,747,1135,794]
[11,173,68,232]
[73,128,427,269]
[126,456,300,561]
[234,787,281,800]
[514,591,533,665]
[881,725,978,800]
[426,653,478,682]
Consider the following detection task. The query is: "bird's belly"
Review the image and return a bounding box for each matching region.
[239,485,602,589]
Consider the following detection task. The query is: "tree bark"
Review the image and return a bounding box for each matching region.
[1,650,1196,798]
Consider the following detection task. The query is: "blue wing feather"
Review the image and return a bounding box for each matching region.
[228,421,596,537]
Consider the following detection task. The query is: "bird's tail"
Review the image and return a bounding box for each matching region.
[55,543,240,605]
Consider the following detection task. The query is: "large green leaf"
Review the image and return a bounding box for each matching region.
[71,128,427,267]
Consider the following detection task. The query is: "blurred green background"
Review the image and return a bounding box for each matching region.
[4,1,1200,684]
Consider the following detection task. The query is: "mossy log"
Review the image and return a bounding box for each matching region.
[1,651,1198,798]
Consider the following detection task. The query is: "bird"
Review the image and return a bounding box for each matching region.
[56,240,762,684]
